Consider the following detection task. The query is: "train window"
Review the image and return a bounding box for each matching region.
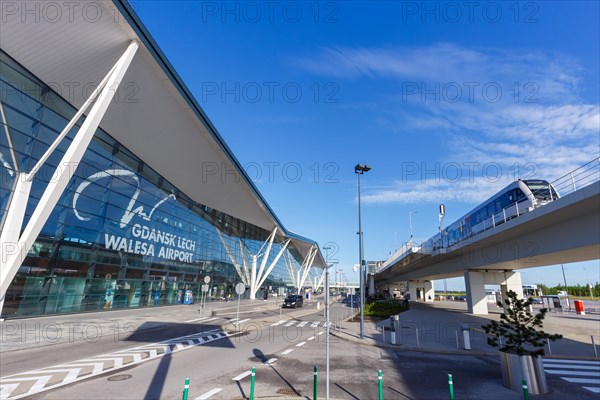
[487,203,495,217]
[496,199,503,212]
[516,189,525,200]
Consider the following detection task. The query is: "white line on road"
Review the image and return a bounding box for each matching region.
[318,332,325,336]
[232,371,252,381]
[281,349,294,355]
[283,321,295,327]
[583,386,600,393]
[562,377,600,384]
[307,336,315,341]
[296,342,306,347]
[310,322,320,328]
[543,359,600,366]
[200,317,219,323]
[545,370,599,376]
[297,321,308,327]
[264,358,277,365]
[233,318,250,325]
[544,364,600,370]
[195,388,222,399]
[185,317,209,323]
[271,320,286,326]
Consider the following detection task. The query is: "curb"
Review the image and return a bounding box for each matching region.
[329,330,496,356]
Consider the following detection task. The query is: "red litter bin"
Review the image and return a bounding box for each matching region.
[574,300,585,315]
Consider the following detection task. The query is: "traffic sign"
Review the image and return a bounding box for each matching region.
[201,284,209,292]
[204,276,211,284]
[235,283,246,295]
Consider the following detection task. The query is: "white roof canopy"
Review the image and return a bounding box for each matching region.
[0,0,324,267]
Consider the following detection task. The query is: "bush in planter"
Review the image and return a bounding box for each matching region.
[482,290,562,394]
[482,290,562,355]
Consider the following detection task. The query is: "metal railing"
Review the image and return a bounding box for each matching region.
[550,157,600,197]
[379,157,600,273]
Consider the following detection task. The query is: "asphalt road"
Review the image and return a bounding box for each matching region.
[1,298,598,399]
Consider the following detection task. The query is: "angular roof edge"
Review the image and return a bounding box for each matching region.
[112,0,324,267]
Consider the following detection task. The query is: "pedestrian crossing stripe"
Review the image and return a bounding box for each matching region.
[543,358,600,394]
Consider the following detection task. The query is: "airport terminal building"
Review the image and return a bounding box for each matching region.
[0,1,325,319]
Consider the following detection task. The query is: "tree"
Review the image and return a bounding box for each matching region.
[482,290,562,356]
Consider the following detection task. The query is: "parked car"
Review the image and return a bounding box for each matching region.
[283,294,304,308]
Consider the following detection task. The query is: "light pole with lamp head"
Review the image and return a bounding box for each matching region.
[438,204,445,250]
[409,211,418,243]
[355,163,371,339]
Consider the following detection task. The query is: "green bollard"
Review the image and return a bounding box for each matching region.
[522,379,529,400]
[313,365,318,400]
[182,377,189,400]
[448,374,454,400]
[378,370,383,400]
[250,367,256,400]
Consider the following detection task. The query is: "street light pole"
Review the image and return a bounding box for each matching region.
[409,211,417,242]
[560,264,571,311]
[325,264,330,400]
[355,163,371,340]
[438,204,445,251]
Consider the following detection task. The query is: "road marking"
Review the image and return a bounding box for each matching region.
[0,384,19,400]
[544,358,600,394]
[545,370,599,376]
[0,330,237,400]
[583,386,600,393]
[563,378,600,384]
[296,341,306,347]
[543,364,600,371]
[307,336,315,341]
[323,322,332,328]
[318,332,325,336]
[229,318,239,322]
[36,368,81,384]
[61,362,105,375]
[195,388,222,399]
[232,371,252,381]
[281,349,294,355]
[310,321,320,328]
[283,321,295,327]
[185,316,209,323]
[271,320,286,326]
[543,359,600,365]
[0,376,52,396]
[232,318,251,326]
[263,358,277,365]
[200,317,219,323]
[297,321,308,327]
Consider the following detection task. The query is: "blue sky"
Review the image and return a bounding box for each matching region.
[134,1,600,290]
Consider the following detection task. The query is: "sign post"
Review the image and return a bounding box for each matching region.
[200,276,210,315]
[278,287,285,318]
[235,282,246,323]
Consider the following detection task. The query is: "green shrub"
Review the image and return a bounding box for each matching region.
[364,300,408,317]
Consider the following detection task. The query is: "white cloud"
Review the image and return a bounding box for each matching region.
[294,43,599,204]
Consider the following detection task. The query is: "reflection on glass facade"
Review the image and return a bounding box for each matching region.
[0,50,316,318]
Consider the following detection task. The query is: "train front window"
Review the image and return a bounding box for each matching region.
[525,181,558,200]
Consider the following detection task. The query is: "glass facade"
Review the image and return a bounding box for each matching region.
[0,50,317,318]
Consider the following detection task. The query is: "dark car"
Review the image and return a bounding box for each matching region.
[283,294,304,308]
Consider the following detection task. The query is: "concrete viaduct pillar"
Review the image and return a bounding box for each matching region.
[407,280,434,302]
[464,270,523,314]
